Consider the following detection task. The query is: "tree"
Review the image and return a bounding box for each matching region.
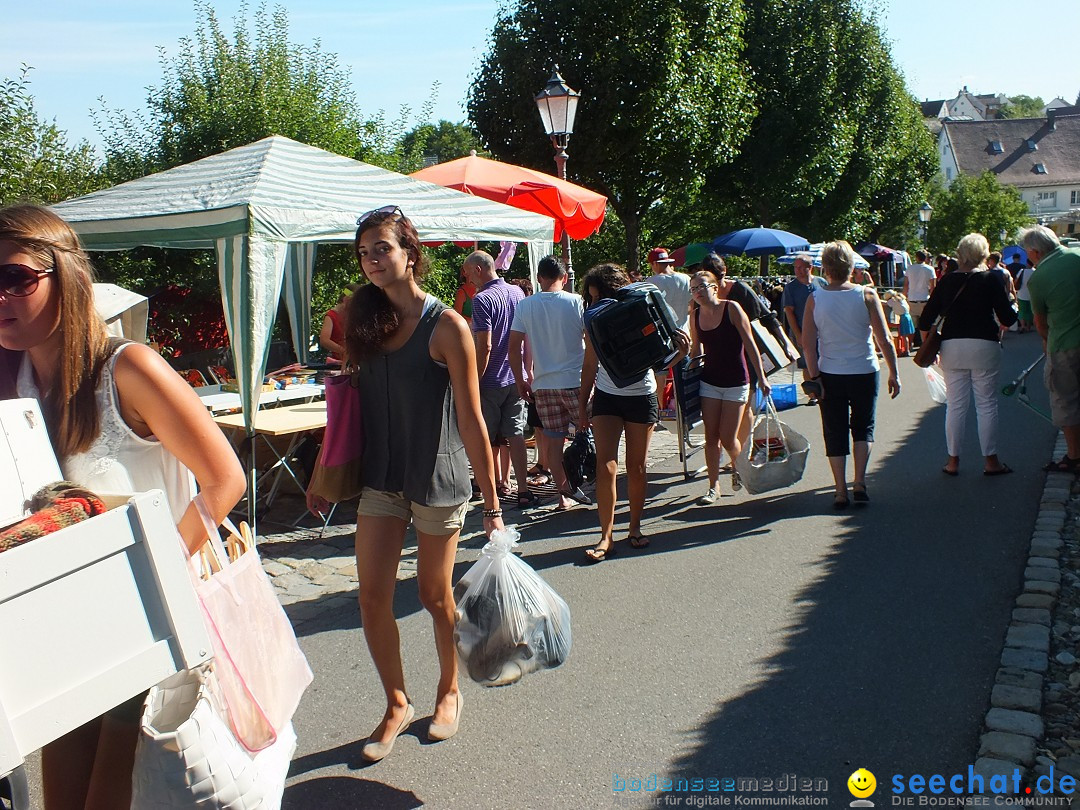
[704,0,936,248]
[92,1,440,349]
[0,66,102,206]
[400,120,485,166]
[925,172,1032,255]
[1001,95,1045,119]
[95,0,426,181]
[469,0,753,273]
[788,16,938,245]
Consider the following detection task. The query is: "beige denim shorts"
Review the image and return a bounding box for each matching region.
[356,487,469,535]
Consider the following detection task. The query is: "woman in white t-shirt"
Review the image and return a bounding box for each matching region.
[0,204,246,810]
[578,264,689,562]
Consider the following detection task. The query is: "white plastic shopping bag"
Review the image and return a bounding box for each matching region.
[924,365,947,404]
[453,527,571,686]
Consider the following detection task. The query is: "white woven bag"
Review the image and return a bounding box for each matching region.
[130,666,295,809]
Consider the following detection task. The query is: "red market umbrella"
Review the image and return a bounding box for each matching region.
[411,153,607,241]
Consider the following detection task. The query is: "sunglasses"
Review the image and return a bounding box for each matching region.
[356,205,404,226]
[0,264,54,298]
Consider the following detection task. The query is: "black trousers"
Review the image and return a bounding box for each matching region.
[819,371,879,456]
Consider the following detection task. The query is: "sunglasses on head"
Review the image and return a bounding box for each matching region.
[0,264,53,298]
[356,205,404,226]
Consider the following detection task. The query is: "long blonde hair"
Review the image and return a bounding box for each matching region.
[0,204,111,456]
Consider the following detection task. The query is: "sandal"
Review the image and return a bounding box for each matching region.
[852,483,869,503]
[496,482,514,498]
[984,464,1014,476]
[1043,456,1080,473]
[584,541,616,563]
[516,491,541,508]
[833,493,850,510]
[627,533,650,549]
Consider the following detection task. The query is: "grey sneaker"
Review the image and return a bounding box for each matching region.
[696,488,719,505]
[731,470,743,492]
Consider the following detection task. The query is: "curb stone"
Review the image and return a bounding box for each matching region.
[980,431,1079,794]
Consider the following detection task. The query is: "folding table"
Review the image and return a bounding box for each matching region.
[214,401,328,530]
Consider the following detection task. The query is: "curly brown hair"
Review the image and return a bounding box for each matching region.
[581,263,630,305]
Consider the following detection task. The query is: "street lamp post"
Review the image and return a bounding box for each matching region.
[535,67,580,290]
[918,202,933,248]
[999,228,1009,249]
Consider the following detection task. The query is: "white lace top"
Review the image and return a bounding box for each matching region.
[17,346,196,523]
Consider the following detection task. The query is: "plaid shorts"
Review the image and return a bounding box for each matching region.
[533,387,581,436]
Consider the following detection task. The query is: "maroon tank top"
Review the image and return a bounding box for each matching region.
[696,303,748,387]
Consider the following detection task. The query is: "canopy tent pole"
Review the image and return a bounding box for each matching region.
[283,242,318,365]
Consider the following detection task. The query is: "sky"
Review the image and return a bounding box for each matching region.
[4,0,1078,153]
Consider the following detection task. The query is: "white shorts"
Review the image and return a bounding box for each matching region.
[698,381,750,403]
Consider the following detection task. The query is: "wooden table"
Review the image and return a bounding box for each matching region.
[214,401,328,528]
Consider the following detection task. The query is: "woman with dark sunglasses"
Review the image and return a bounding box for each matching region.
[0,204,246,808]
[306,207,503,760]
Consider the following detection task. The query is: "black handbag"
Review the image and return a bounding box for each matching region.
[913,276,971,369]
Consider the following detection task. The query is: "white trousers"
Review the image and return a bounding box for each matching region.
[939,339,1002,458]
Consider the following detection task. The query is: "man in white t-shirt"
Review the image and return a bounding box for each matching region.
[646,246,692,409]
[646,246,692,332]
[508,255,590,508]
[903,249,936,346]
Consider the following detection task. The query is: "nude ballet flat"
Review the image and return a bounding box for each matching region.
[361,703,414,762]
[427,693,463,742]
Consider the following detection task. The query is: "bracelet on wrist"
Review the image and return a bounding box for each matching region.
[482,508,503,518]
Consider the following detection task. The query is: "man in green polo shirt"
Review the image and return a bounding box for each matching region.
[1021,225,1080,472]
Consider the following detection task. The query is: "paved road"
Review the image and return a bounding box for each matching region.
[274,332,1057,809]
[12,333,1055,809]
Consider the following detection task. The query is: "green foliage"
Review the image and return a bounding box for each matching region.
[1001,95,1045,119]
[706,0,937,246]
[401,120,485,166]
[925,172,1032,255]
[0,66,102,206]
[95,1,420,179]
[90,1,445,348]
[468,0,753,273]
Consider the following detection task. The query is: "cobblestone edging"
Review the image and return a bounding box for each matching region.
[974,433,1080,798]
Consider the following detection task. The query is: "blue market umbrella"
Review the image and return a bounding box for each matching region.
[776,243,870,269]
[710,227,810,257]
[1002,245,1028,266]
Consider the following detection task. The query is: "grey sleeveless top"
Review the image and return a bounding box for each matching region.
[356,297,471,507]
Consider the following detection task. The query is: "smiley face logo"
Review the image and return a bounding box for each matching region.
[848,769,876,798]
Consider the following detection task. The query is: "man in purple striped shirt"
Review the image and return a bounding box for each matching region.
[463,250,536,507]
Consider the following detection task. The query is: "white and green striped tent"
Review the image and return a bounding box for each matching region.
[52,135,556,433]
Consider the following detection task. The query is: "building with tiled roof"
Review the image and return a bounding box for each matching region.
[938,111,1080,237]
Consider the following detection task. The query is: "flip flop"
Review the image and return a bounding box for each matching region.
[627,533,650,549]
[584,542,616,563]
[984,464,1014,476]
[1043,456,1080,473]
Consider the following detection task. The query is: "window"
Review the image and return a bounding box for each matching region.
[1026,139,1038,152]
[1034,163,1048,174]
[1037,191,1057,205]
[1071,190,1080,206]
[945,167,953,180]
[989,140,1004,154]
